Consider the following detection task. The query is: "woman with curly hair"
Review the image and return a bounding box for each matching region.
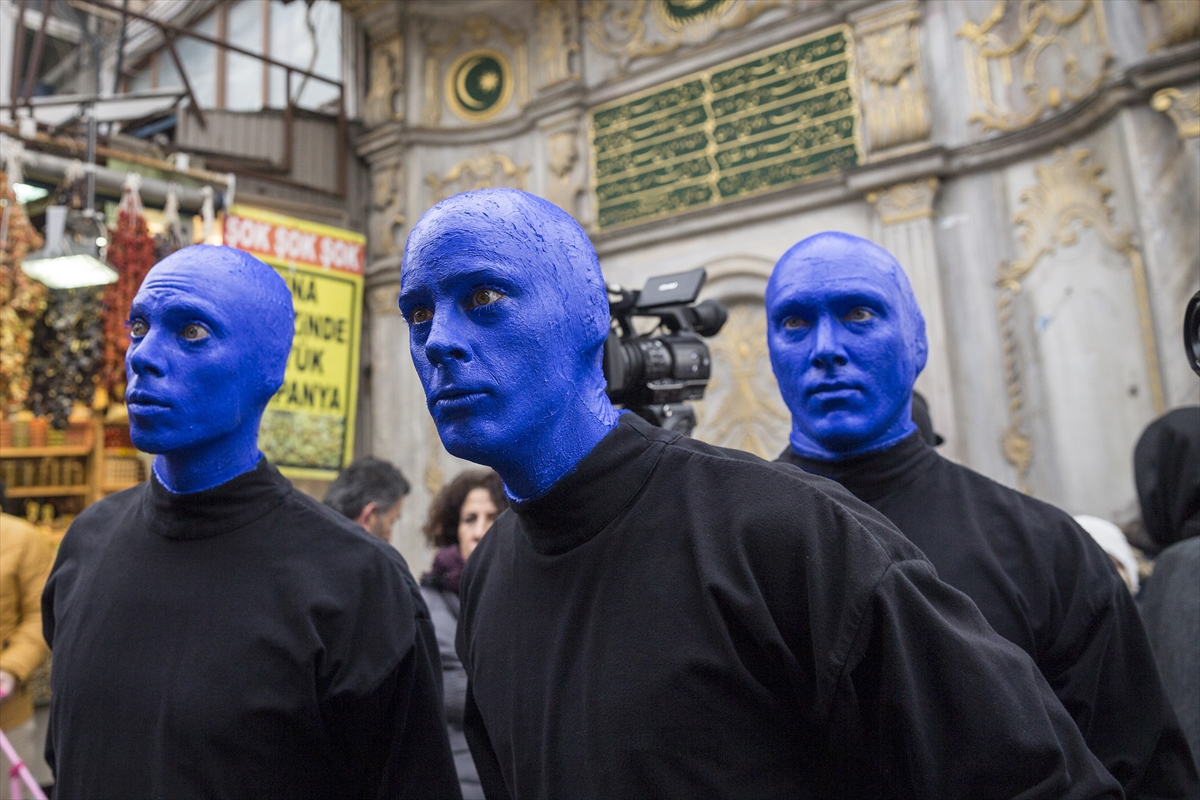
[420,469,507,800]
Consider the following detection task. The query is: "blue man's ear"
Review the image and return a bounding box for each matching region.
[911,313,929,378]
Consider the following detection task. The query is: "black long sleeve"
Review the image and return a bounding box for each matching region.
[43,460,462,800]
[457,414,1121,799]
[782,433,1199,799]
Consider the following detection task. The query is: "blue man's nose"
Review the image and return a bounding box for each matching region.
[127,333,167,379]
[423,312,471,367]
[809,316,848,370]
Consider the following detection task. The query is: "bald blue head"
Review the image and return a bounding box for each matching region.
[126,244,293,492]
[765,231,927,460]
[400,189,618,500]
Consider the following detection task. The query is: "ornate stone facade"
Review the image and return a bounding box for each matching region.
[347,0,1200,571]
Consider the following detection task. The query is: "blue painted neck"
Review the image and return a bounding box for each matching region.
[789,409,917,461]
[152,420,265,494]
[498,388,620,503]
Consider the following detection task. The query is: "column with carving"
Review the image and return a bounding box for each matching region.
[868,178,960,457]
[851,1,931,158]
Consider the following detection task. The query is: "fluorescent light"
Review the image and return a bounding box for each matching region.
[21,254,118,289]
[12,183,49,204]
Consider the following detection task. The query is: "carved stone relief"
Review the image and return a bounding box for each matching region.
[693,303,791,460]
[867,176,937,224]
[425,153,531,206]
[959,0,1112,133]
[1152,86,1200,139]
[363,33,404,128]
[995,148,1164,490]
[370,160,406,258]
[535,0,580,89]
[420,15,530,127]
[1140,0,1200,51]
[542,124,589,224]
[852,1,931,155]
[582,0,785,69]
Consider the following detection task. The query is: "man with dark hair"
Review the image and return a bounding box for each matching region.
[43,245,460,799]
[324,457,411,542]
[399,189,1121,799]
[766,232,1198,798]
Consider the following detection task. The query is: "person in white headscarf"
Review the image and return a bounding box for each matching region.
[1075,515,1140,594]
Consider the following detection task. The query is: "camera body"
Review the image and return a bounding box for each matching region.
[603,268,727,435]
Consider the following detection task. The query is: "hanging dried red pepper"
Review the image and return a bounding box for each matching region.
[0,171,48,411]
[100,174,157,397]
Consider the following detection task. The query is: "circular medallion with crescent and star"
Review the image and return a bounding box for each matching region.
[446,49,513,122]
[657,0,732,28]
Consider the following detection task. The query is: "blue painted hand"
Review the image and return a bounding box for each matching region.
[400,189,619,501]
[125,244,294,493]
[765,232,927,460]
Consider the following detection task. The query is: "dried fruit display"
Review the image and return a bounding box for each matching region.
[0,172,47,410]
[100,177,157,395]
[27,287,103,427]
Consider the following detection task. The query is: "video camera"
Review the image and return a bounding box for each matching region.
[603,267,727,435]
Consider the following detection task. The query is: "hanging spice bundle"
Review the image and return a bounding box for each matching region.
[27,287,104,427]
[0,169,48,411]
[100,174,157,397]
[155,183,191,260]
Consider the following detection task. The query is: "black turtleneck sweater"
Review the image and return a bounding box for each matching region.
[456,414,1120,800]
[42,459,462,800]
[780,433,1200,799]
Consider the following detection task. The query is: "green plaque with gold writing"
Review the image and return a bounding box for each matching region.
[590,25,860,230]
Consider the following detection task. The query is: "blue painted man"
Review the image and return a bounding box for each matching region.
[42,245,461,799]
[768,231,1199,798]
[400,188,1121,800]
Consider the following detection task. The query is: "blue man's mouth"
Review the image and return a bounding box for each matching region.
[430,386,490,411]
[126,391,173,411]
[807,381,862,398]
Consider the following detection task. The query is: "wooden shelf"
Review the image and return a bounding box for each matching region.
[0,445,92,458]
[6,485,90,498]
[102,482,142,493]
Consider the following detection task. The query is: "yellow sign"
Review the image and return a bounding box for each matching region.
[223,205,365,480]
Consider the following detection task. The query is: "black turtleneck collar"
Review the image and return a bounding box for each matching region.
[139,457,292,541]
[778,431,938,504]
[510,413,669,555]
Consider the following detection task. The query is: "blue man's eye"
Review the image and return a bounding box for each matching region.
[782,316,809,330]
[129,319,149,338]
[181,324,210,341]
[408,307,433,325]
[844,308,873,323]
[466,288,505,310]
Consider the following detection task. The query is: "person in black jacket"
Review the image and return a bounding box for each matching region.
[42,245,461,799]
[398,188,1122,800]
[766,231,1198,799]
[1135,407,1200,771]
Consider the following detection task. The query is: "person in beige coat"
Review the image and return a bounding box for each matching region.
[0,508,53,798]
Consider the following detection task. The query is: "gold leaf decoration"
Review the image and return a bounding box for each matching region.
[959,0,1112,133]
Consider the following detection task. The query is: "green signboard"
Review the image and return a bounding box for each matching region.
[590,25,861,230]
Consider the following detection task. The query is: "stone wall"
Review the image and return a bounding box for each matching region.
[346,0,1200,572]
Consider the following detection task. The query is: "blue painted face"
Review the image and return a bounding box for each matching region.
[765,232,927,460]
[126,245,293,493]
[400,189,619,501]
